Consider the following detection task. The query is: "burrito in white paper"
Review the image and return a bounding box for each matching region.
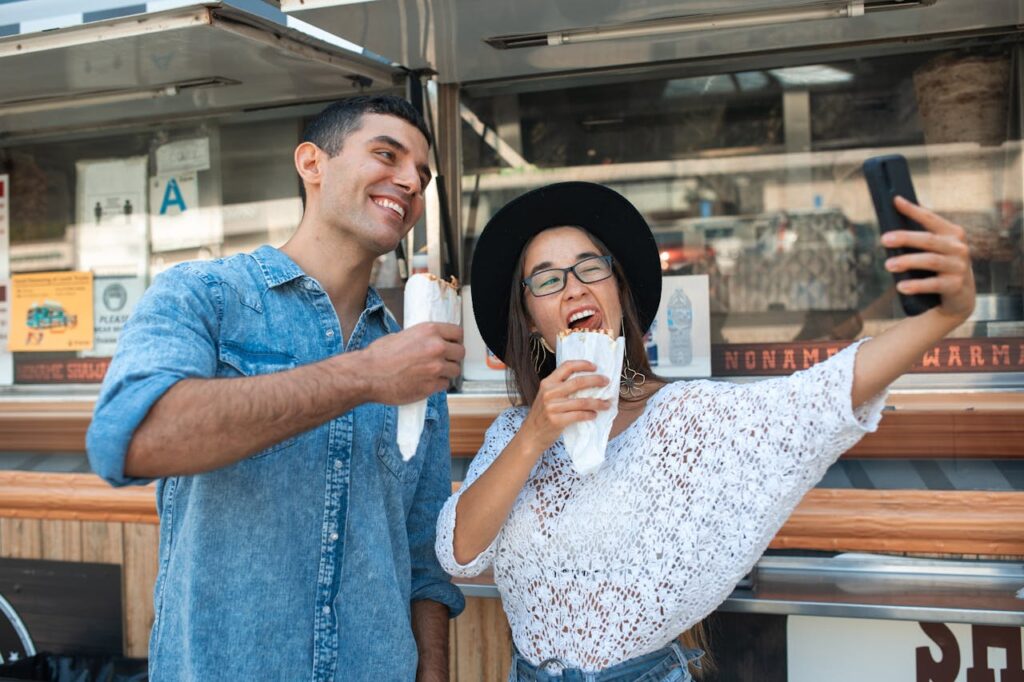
[555,329,625,475]
[397,273,462,460]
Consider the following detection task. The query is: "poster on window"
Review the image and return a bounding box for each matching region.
[8,271,94,352]
[149,171,222,252]
[76,157,148,277]
[83,275,144,358]
[0,174,9,281]
[0,280,12,385]
[647,274,711,378]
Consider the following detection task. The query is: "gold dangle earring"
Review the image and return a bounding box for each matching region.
[530,333,554,374]
[619,323,646,398]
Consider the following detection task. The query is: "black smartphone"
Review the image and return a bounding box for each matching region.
[862,154,940,316]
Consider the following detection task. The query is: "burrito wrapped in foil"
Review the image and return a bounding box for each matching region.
[397,273,461,461]
[555,328,625,475]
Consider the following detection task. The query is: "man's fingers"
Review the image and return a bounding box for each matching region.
[431,322,464,343]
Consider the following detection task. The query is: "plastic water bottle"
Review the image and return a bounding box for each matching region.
[644,318,659,367]
[666,289,693,366]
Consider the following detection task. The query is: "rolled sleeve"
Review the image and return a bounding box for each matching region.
[86,265,221,486]
[406,394,466,617]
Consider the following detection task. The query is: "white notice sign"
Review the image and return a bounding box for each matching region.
[150,172,222,252]
[84,276,145,357]
[155,137,210,175]
[76,157,148,277]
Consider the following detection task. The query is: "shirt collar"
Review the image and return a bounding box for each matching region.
[250,245,306,289]
[250,244,389,322]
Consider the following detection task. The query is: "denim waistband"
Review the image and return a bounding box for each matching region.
[510,642,704,682]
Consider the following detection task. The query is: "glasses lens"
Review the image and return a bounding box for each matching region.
[529,270,566,296]
[575,256,612,283]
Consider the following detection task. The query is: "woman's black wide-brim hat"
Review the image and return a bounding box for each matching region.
[471,181,662,362]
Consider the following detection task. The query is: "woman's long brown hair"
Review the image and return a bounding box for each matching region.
[501,226,712,675]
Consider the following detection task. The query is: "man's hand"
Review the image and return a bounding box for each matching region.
[361,322,465,405]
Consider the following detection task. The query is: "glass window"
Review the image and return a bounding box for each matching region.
[0,103,414,389]
[460,38,1024,386]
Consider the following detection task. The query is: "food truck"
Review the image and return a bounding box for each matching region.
[0,0,1021,678]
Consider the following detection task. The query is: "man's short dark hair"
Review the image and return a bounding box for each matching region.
[298,95,432,207]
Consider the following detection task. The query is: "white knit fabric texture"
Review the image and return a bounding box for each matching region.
[436,341,887,672]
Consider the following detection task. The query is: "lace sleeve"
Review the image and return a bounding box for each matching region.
[651,339,888,635]
[435,407,526,577]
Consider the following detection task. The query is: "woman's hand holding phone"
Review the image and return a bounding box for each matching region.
[884,196,975,322]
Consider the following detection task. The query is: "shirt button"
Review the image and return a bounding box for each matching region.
[322,605,330,614]
[326,329,334,338]
[330,532,339,542]
[334,460,342,469]
[304,281,316,291]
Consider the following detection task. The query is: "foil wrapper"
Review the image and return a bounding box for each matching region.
[397,274,461,461]
[555,329,625,475]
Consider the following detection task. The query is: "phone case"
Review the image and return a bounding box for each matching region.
[862,154,940,316]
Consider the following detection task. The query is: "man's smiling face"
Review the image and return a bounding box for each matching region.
[317,112,431,257]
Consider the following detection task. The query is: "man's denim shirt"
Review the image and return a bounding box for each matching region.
[87,246,465,681]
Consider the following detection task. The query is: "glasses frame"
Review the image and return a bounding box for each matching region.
[521,255,615,297]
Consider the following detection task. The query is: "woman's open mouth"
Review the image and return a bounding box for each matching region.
[566,308,604,330]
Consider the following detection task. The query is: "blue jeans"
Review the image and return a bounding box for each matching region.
[509,643,704,682]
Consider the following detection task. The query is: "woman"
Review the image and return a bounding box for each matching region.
[436,182,974,681]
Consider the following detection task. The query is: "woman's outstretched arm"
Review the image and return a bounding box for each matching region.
[850,196,975,407]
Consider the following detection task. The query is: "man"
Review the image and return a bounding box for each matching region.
[87,96,465,681]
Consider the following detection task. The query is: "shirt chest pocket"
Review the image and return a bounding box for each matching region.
[217,342,300,459]
[376,402,438,484]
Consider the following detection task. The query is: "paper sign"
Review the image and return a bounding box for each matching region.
[0,280,12,385]
[84,276,144,357]
[76,157,148,277]
[0,174,9,281]
[150,172,222,251]
[155,138,210,175]
[9,271,94,352]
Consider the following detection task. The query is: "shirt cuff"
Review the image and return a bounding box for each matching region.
[411,580,466,618]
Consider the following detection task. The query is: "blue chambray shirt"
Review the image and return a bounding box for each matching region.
[87,245,464,681]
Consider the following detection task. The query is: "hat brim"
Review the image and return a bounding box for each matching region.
[470,182,662,362]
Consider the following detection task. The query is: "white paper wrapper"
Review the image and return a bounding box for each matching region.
[555,330,625,475]
[397,274,462,460]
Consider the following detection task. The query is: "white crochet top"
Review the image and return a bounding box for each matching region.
[436,342,886,672]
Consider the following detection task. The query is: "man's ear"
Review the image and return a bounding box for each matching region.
[294,142,323,194]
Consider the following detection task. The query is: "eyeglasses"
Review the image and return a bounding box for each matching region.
[521,255,614,297]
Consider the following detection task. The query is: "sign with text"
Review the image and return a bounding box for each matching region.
[14,356,110,384]
[789,616,1023,682]
[8,271,94,352]
[150,171,222,252]
[84,276,144,358]
[712,338,1024,376]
